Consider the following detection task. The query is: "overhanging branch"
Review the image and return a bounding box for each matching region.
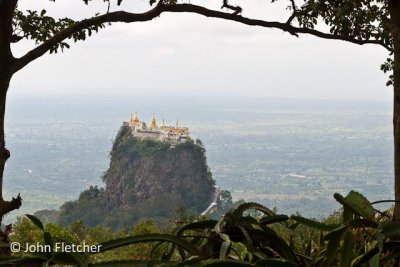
[13,2,391,73]
[14,1,166,73]
[164,4,391,51]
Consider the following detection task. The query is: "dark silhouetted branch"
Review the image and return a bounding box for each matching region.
[164,4,391,50]
[221,0,242,15]
[286,0,297,24]
[1,194,22,217]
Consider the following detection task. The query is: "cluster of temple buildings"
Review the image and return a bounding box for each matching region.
[123,113,191,143]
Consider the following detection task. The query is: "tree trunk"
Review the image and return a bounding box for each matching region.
[0,80,21,255]
[0,1,21,252]
[390,0,400,221]
[0,77,19,220]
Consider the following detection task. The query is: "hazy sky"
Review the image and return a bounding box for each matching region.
[9,0,391,101]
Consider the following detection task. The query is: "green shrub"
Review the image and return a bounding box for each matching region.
[4,191,400,266]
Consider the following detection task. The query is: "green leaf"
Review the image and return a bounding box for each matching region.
[340,230,353,267]
[175,220,217,236]
[342,206,352,223]
[0,256,46,265]
[333,191,374,219]
[0,242,10,248]
[219,240,231,259]
[178,259,255,266]
[251,227,297,262]
[350,247,379,265]
[43,231,54,259]
[369,253,380,267]
[380,221,400,237]
[376,233,384,250]
[44,232,53,247]
[320,226,347,267]
[255,259,298,267]
[26,214,44,230]
[233,202,275,219]
[97,234,200,256]
[163,220,216,260]
[260,215,289,225]
[89,260,178,267]
[324,225,347,241]
[52,252,89,266]
[291,216,339,231]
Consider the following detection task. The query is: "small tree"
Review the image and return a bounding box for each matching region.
[0,0,398,236]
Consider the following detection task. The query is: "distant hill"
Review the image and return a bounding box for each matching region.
[38,124,220,229]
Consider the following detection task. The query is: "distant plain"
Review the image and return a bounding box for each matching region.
[3,95,393,222]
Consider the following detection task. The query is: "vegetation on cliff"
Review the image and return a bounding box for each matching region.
[46,125,216,229]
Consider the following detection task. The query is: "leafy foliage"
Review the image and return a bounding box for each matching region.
[295,0,393,86]
[9,217,169,265]
[109,125,170,161]
[296,0,391,47]
[11,0,179,54]
[381,57,394,86]
[13,9,105,53]
[4,191,400,266]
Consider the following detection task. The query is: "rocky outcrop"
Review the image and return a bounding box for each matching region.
[102,125,215,212]
[49,124,216,229]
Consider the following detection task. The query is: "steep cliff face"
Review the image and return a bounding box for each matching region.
[52,125,216,229]
[103,125,215,212]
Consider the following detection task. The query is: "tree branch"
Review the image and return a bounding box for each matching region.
[10,34,23,43]
[13,1,166,73]
[163,4,392,51]
[286,0,297,25]
[13,2,391,73]
[221,0,242,15]
[1,194,22,217]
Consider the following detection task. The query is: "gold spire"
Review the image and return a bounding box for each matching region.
[131,112,140,124]
[150,113,158,130]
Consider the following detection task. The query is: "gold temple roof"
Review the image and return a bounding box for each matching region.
[131,113,140,123]
[150,114,158,129]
